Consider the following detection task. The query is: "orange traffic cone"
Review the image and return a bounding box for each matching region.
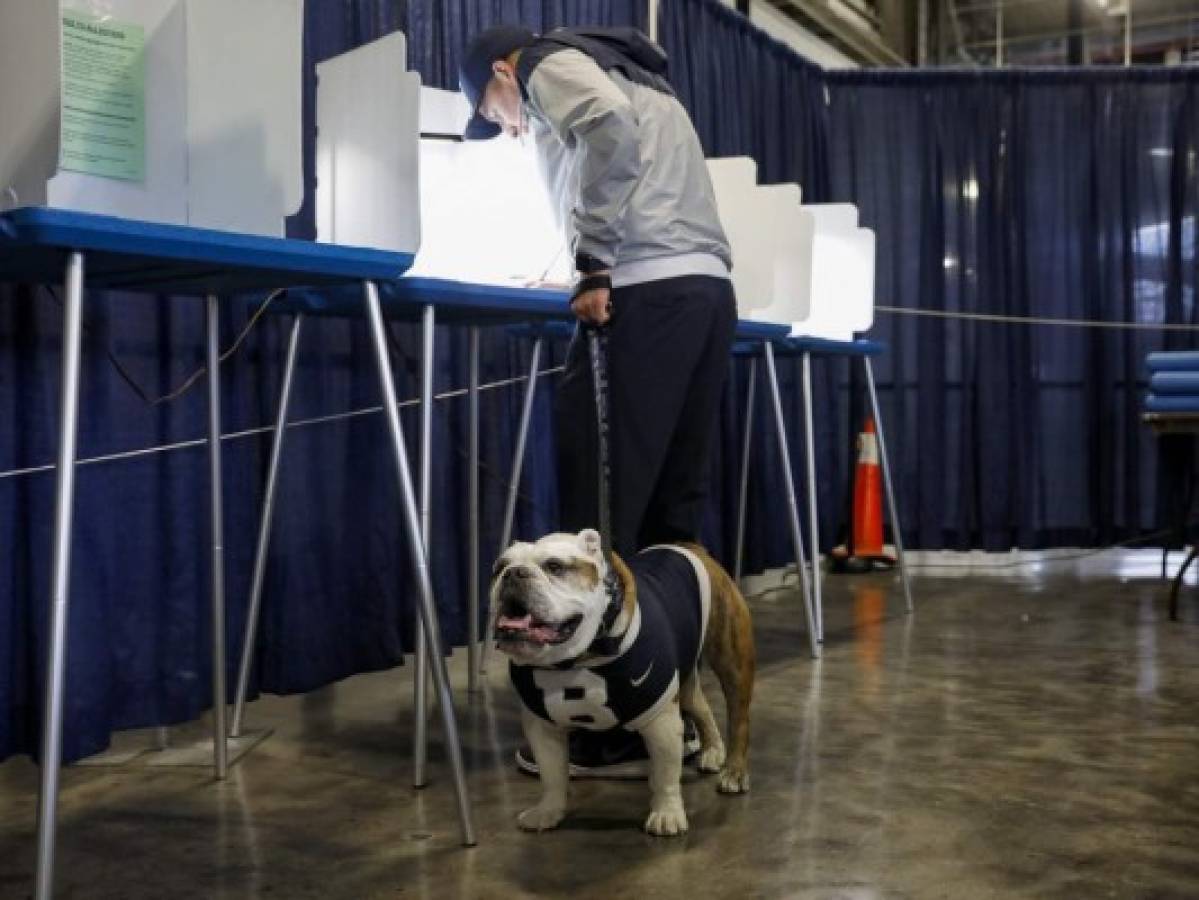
[831,417,895,573]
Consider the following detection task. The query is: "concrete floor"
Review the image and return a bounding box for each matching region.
[2,567,1198,899]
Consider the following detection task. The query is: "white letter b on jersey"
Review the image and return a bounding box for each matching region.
[532,668,619,730]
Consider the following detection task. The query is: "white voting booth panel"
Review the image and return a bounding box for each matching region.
[846,229,876,334]
[706,158,877,339]
[316,32,421,254]
[748,183,814,327]
[0,0,303,237]
[796,203,876,340]
[407,87,567,285]
[708,158,818,326]
[707,157,771,319]
[186,0,303,235]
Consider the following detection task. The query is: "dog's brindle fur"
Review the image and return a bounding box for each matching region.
[496,533,754,836]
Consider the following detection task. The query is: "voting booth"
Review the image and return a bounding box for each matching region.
[313,30,565,277]
[407,88,569,285]
[316,31,422,255]
[707,157,774,319]
[750,182,814,328]
[0,0,304,237]
[802,203,876,340]
[706,156,876,341]
[709,162,908,670]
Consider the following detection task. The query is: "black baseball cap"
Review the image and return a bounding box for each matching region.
[459,25,536,140]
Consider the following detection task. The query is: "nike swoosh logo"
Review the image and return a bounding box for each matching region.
[631,662,654,688]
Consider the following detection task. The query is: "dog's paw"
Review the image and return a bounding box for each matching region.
[517,804,566,832]
[696,743,726,774]
[644,802,689,836]
[717,767,750,794]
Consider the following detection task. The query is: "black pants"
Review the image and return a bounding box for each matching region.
[555,275,737,559]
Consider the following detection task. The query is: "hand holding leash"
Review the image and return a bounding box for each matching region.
[571,272,612,325]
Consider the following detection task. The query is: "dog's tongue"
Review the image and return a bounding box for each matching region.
[498,614,534,631]
[497,614,563,643]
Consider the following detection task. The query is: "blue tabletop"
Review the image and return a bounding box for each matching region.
[281,279,798,341]
[279,277,574,325]
[0,206,413,295]
[785,336,885,356]
[733,335,886,357]
[735,320,792,343]
[511,320,795,343]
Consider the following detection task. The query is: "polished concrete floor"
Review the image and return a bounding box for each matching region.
[2,565,1198,899]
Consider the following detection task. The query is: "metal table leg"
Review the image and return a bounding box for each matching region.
[863,357,914,614]
[207,295,228,780]
[763,343,820,660]
[1172,463,1196,581]
[467,327,482,693]
[34,251,86,900]
[414,304,435,788]
[734,358,757,584]
[801,352,824,642]
[477,336,543,682]
[362,281,475,846]
[231,314,304,738]
[1169,546,1197,621]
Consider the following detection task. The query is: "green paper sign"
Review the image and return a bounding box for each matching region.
[59,9,146,182]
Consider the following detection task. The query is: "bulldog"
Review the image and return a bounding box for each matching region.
[491,528,755,836]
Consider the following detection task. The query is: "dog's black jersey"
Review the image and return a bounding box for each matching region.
[510,546,711,731]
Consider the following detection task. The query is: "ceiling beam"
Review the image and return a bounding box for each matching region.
[764,0,910,66]
[961,7,1199,48]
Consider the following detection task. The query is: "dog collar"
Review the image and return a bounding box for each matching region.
[586,562,626,656]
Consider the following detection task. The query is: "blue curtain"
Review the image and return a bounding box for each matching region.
[662,0,1199,556]
[659,0,828,196]
[405,0,646,91]
[825,68,1199,548]
[0,276,565,767]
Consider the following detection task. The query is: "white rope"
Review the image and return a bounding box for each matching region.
[0,366,565,481]
[876,304,1199,331]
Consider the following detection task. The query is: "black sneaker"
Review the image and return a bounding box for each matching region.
[515,718,702,779]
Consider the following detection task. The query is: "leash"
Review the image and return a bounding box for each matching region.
[585,324,626,656]
[586,326,613,555]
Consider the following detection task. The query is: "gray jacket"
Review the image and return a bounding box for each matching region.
[520,47,732,281]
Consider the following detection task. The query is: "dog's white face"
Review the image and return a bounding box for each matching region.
[491,529,612,667]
